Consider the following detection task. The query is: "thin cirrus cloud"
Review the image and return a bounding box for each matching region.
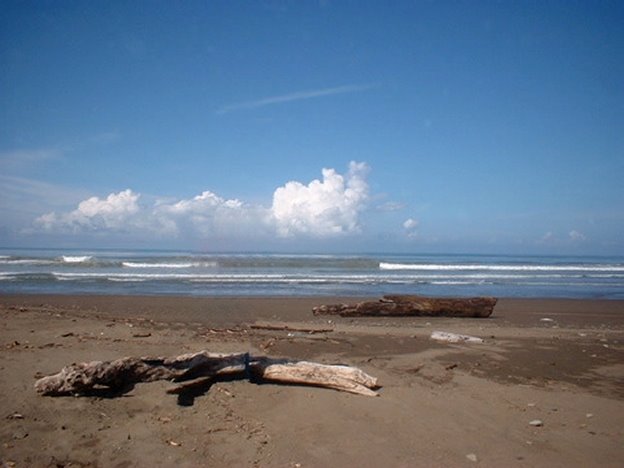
[0,175,92,222]
[0,148,63,170]
[34,162,371,240]
[1,133,119,171]
[216,83,375,114]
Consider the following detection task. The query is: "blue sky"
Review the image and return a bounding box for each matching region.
[1,0,622,254]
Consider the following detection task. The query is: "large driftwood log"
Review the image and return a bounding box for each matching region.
[312,295,497,318]
[34,351,379,397]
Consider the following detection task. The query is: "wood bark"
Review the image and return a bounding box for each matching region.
[312,295,497,318]
[34,351,379,397]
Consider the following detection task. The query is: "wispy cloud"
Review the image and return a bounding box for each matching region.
[88,130,121,145]
[376,201,405,212]
[568,230,587,242]
[403,218,419,238]
[1,131,120,172]
[0,175,90,208]
[538,229,588,245]
[217,83,375,114]
[0,175,92,234]
[0,148,63,170]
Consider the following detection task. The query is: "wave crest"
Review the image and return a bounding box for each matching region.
[61,255,93,263]
[122,261,218,269]
[379,262,624,272]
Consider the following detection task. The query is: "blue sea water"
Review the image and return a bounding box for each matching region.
[1,248,623,299]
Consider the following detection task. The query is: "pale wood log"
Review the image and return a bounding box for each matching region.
[255,360,378,397]
[34,351,379,397]
[312,295,497,318]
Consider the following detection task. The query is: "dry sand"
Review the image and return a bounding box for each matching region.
[1,294,623,467]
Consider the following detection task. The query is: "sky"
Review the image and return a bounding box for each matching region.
[1,0,623,255]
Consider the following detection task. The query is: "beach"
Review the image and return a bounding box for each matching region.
[1,294,623,467]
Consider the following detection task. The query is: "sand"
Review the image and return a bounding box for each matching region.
[1,294,623,467]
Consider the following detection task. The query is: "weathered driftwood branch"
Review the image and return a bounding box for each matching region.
[312,295,497,318]
[249,323,334,334]
[256,358,378,396]
[34,351,379,397]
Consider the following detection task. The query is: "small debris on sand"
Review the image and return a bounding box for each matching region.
[431,331,484,344]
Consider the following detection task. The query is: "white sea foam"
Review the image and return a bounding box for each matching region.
[0,259,56,265]
[50,272,385,284]
[379,262,624,272]
[108,277,147,282]
[62,255,93,263]
[53,272,195,279]
[122,262,193,268]
[430,280,487,285]
[122,261,217,268]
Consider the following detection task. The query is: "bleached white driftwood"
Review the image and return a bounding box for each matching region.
[430,331,484,344]
[34,351,379,397]
[257,359,379,397]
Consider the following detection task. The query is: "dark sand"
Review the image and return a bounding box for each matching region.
[1,294,623,467]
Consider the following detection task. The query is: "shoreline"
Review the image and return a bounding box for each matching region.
[1,294,623,466]
[2,293,624,327]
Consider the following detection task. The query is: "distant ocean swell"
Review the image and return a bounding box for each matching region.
[121,262,218,269]
[379,262,624,272]
[0,255,375,269]
[1,250,623,299]
[2,271,623,283]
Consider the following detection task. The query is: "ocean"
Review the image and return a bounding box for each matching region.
[1,248,623,299]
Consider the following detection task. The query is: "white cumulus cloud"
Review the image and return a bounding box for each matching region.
[569,230,587,242]
[403,218,418,230]
[165,191,243,213]
[156,191,271,237]
[540,231,555,243]
[403,218,419,238]
[36,189,141,232]
[271,161,369,237]
[538,229,588,245]
[32,162,372,241]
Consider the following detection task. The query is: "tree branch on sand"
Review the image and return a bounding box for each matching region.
[34,351,380,397]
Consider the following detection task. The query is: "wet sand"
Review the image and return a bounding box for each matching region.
[1,294,623,467]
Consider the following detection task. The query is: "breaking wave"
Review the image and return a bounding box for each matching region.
[121,261,218,269]
[61,255,93,263]
[1,250,623,298]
